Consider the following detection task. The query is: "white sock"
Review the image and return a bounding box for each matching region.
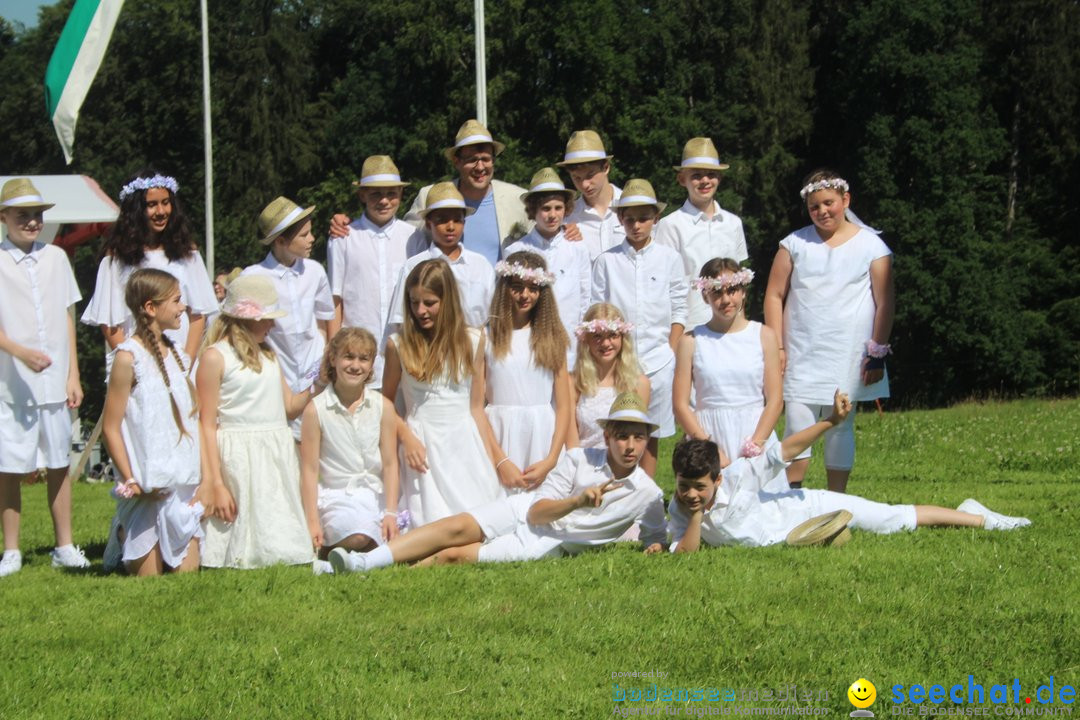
[367,544,394,569]
[54,544,74,552]
[2,549,20,559]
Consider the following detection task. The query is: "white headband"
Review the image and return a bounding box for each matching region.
[2,194,48,207]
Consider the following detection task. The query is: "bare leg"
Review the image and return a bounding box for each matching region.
[785,458,809,488]
[387,514,485,565]
[641,438,659,478]
[826,469,850,494]
[320,533,378,559]
[426,542,482,566]
[0,473,24,550]
[125,544,165,577]
[46,466,74,547]
[174,539,201,573]
[915,506,984,528]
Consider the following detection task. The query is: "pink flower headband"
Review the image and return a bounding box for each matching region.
[119,174,179,201]
[693,269,755,291]
[574,318,635,340]
[495,260,555,287]
[799,177,849,199]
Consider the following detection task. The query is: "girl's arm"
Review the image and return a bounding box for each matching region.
[672,334,709,441]
[383,337,427,473]
[298,401,323,552]
[863,255,895,386]
[636,374,651,408]
[185,313,206,361]
[565,381,582,449]
[750,324,784,449]
[281,373,320,421]
[470,332,523,490]
[316,318,329,344]
[101,350,137,488]
[194,347,236,521]
[328,299,343,340]
[101,324,125,350]
[522,364,572,490]
[65,312,83,409]
[763,247,793,373]
[379,398,402,541]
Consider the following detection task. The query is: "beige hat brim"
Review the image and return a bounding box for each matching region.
[615,198,667,213]
[785,510,853,547]
[444,140,506,164]
[673,162,730,172]
[519,187,577,203]
[259,205,316,245]
[597,410,659,434]
[556,153,614,167]
[352,179,409,189]
[0,200,55,212]
[419,204,476,219]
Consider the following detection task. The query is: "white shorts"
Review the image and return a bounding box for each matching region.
[0,402,73,473]
[645,361,676,438]
[468,494,564,563]
[806,489,917,534]
[317,485,384,547]
[783,400,856,471]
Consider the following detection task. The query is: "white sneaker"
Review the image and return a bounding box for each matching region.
[51,544,90,569]
[0,550,22,577]
[312,559,334,576]
[328,547,367,574]
[957,499,1031,530]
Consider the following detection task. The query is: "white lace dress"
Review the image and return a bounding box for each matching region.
[104,339,203,570]
[575,385,616,450]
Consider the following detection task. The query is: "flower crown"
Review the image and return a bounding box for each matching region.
[799,177,849,199]
[119,174,180,201]
[574,318,635,340]
[494,260,555,287]
[693,269,755,291]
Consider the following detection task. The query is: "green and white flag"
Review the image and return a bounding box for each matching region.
[44,0,125,165]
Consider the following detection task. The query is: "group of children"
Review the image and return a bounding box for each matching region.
[0,123,1030,578]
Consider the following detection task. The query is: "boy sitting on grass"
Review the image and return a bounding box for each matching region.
[670,390,1031,552]
[328,391,667,573]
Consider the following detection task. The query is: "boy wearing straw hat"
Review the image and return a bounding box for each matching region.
[503,167,591,354]
[669,391,1030,552]
[656,137,748,329]
[559,130,625,261]
[386,182,495,330]
[326,155,415,388]
[241,196,334,438]
[591,179,688,477]
[328,391,667,572]
[0,178,89,575]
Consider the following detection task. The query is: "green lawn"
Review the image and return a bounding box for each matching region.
[1,399,1077,719]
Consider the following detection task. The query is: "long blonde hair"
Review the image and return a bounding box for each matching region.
[397,259,473,383]
[124,268,198,442]
[202,315,276,372]
[488,251,568,373]
[572,303,641,397]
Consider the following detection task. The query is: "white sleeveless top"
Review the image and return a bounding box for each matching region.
[213,341,288,429]
[576,385,616,450]
[485,327,554,406]
[692,322,765,409]
[313,386,384,494]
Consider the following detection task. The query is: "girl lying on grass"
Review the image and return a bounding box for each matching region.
[670,391,1031,552]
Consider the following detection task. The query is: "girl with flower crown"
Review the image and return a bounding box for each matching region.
[764,169,894,493]
[673,258,785,484]
[568,303,650,451]
[474,251,571,491]
[82,169,218,373]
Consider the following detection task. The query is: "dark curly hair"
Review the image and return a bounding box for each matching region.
[101,167,197,266]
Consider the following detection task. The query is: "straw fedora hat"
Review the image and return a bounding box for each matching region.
[220,274,288,320]
[257,196,315,245]
[519,167,577,203]
[353,155,409,189]
[673,137,730,172]
[443,119,506,163]
[785,510,853,547]
[596,392,660,434]
[613,178,667,213]
[556,130,614,167]
[419,181,477,219]
[0,178,55,211]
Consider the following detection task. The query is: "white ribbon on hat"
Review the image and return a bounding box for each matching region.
[426,198,467,211]
[455,133,494,148]
[681,156,722,167]
[361,173,402,184]
[619,194,659,205]
[563,149,608,161]
[265,207,304,239]
[2,194,48,207]
[529,181,567,192]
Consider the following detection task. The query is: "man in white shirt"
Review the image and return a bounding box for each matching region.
[328,391,667,573]
[558,130,626,261]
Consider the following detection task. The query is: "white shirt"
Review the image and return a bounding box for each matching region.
[667,444,796,549]
[242,254,334,392]
[327,214,413,385]
[388,244,495,329]
[312,386,384,496]
[504,228,592,343]
[0,240,81,406]
[532,447,666,549]
[590,239,688,374]
[655,199,748,328]
[566,185,625,261]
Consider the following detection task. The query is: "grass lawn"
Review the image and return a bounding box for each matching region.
[1,398,1077,719]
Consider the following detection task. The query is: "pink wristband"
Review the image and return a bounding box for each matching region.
[865,340,891,359]
[741,438,764,458]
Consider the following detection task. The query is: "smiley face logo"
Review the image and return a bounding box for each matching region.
[848,678,877,709]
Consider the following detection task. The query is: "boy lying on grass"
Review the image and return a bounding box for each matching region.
[670,391,1030,552]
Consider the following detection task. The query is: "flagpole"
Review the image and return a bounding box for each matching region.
[200,0,215,277]
[474,0,486,126]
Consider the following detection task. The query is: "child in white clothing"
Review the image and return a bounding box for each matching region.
[558,130,625,260]
[0,178,88,576]
[302,328,403,574]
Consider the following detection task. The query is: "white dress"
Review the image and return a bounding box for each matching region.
[81,248,218,374]
[104,339,203,570]
[393,330,505,526]
[780,226,891,403]
[200,342,313,568]
[575,385,616,450]
[484,327,557,474]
